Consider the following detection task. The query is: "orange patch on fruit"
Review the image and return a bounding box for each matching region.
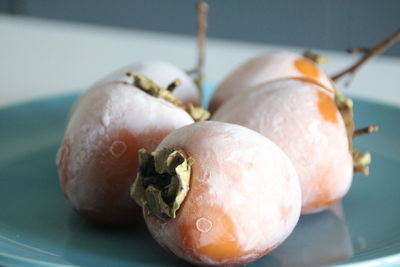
[317,90,338,123]
[294,58,320,79]
[179,205,243,262]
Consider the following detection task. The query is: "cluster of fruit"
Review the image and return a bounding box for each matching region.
[56,3,399,266]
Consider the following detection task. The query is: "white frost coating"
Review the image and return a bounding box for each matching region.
[57,82,194,217]
[213,79,353,214]
[231,190,246,205]
[144,121,301,266]
[91,61,200,105]
[209,51,334,112]
[101,112,110,127]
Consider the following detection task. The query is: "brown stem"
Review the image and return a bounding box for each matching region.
[194,2,208,92]
[353,125,379,138]
[167,79,181,92]
[332,28,400,82]
[347,47,370,54]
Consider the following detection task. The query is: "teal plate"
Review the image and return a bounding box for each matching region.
[1,90,400,267]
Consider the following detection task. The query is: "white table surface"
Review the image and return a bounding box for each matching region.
[1,14,399,108]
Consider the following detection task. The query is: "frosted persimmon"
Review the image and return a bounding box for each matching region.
[212,78,354,214]
[131,121,301,266]
[209,51,334,113]
[56,74,209,225]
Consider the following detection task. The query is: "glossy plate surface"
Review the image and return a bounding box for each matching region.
[1,89,400,267]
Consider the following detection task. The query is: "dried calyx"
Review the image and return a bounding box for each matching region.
[303,45,385,175]
[335,92,378,175]
[335,92,355,148]
[330,31,399,174]
[352,150,372,176]
[303,51,327,65]
[131,148,192,219]
[127,73,210,121]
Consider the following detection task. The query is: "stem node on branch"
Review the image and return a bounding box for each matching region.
[353,125,379,138]
[332,29,400,83]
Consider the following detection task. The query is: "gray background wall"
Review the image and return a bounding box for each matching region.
[1,0,399,56]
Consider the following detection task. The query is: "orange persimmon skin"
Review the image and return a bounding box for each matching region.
[143,121,301,266]
[293,58,320,79]
[212,79,353,214]
[209,51,335,113]
[56,82,194,224]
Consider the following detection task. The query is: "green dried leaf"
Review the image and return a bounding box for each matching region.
[133,74,182,106]
[131,74,209,122]
[303,50,328,65]
[335,92,374,176]
[335,92,355,151]
[185,103,210,122]
[131,148,192,219]
[353,150,371,176]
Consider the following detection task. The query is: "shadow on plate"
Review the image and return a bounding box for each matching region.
[252,203,353,267]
